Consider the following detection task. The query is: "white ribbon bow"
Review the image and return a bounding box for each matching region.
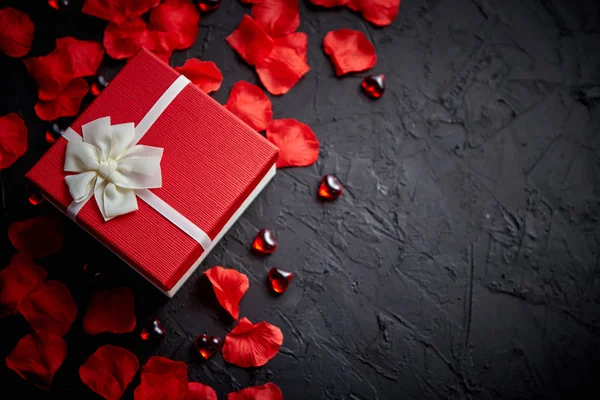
[63,117,163,220]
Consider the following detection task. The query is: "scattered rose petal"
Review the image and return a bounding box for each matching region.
[175,59,223,94]
[83,0,160,24]
[351,0,401,26]
[34,78,90,121]
[0,113,28,170]
[23,37,103,101]
[224,81,273,131]
[222,318,283,367]
[274,32,308,62]
[204,266,249,320]
[8,215,64,258]
[17,280,77,336]
[149,0,200,50]
[134,356,189,400]
[309,0,349,7]
[323,29,376,76]
[266,119,319,168]
[83,287,136,335]
[55,37,105,79]
[256,44,310,95]
[103,18,149,60]
[23,36,102,120]
[346,0,359,10]
[186,382,218,400]
[79,345,140,400]
[5,333,67,390]
[23,53,73,101]
[226,15,275,66]
[228,383,283,400]
[0,7,35,58]
[252,0,299,37]
[0,253,46,314]
[142,29,176,62]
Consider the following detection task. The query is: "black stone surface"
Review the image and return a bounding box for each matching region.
[1,0,600,399]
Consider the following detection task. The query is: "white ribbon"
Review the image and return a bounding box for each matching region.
[64,117,163,221]
[61,75,212,250]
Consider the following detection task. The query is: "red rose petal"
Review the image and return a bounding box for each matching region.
[149,0,200,51]
[186,382,218,400]
[134,356,189,400]
[5,333,67,390]
[142,29,177,63]
[204,266,249,320]
[323,28,376,76]
[8,215,64,258]
[56,37,105,79]
[0,113,28,170]
[0,7,34,58]
[351,0,400,26]
[34,78,89,121]
[274,32,308,62]
[23,37,102,100]
[224,81,273,131]
[83,287,136,335]
[309,0,349,7]
[79,345,140,400]
[228,383,283,400]
[222,318,283,367]
[23,51,73,101]
[83,0,161,24]
[175,59,223,94]
[256,44,310,95]
[266,119,319,168]
[252,0,300,37]
[104,18,148,59]
[0,253,46,313]
[17,280,77,336]
[346,0,359,10]
[226,15,275,66]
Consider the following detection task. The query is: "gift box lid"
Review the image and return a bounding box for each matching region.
[27,49,278,294]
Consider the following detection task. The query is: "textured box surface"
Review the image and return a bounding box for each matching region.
[27,50,278,292]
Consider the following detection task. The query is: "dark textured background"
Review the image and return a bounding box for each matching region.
[1,0,600,398]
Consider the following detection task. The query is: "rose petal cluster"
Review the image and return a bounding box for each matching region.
[23,37,104,120]
[310,0,401,26]
[97,0,199,64]
[227,15,309,95]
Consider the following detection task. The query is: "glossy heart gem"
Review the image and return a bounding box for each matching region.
[318,175,342,200]
[194,334,221,359]
[198,0,221,13]
[361,74,385,99]
[268,268,293,294]
[252,229,277,255]
[140,318,166,342]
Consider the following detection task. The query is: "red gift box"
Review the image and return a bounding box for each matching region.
[27,49,278,297]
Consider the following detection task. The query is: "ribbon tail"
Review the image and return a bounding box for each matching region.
[94,177,109,221]
[103,183,138,220]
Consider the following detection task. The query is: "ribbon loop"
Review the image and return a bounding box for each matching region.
[63,117,164,221]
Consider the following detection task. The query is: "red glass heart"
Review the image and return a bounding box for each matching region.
[268,268,293,294]
[140,318,166,342]
[252,229,277,255]
[194,334,221,359]
[361,74,385,99]
[199,0,221,13]
[90,74,108,96]
[26,185,44,206]
[48,0,70,11]
[318,175,342,200]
